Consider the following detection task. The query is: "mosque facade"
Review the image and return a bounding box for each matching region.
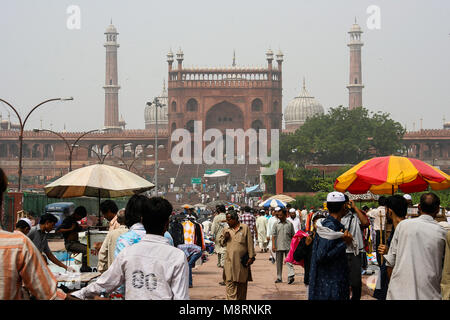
[0,21,448,188]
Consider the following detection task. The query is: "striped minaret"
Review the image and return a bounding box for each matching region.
[347,19,364,110]
[103,20,121,129]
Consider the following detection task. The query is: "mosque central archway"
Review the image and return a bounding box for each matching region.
[205,101,244,132]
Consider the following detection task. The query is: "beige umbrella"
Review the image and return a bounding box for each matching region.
[45,164,154,198]
[44,164,154,224]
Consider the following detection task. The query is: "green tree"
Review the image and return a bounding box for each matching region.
[370,111,406,156]
[280,106,405,165]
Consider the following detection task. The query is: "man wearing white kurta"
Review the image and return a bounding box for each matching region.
[384,193,447,300]
[266,208,280,263]
[256,210,268,252]
[287,208,301,233]
[367,197,387,265]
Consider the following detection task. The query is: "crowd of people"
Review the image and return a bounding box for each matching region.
[169,181,261,208]
[1,165,450,300]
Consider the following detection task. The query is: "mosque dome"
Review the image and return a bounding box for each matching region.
[145,82,169,127]
[284,79,324,129]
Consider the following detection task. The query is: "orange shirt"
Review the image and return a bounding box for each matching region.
[0,228,66,300]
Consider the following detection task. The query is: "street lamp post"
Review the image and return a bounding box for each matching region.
[0,97,73,191]
[147,98,164,196]
[33,128,100,172]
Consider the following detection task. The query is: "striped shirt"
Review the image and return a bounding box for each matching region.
[0,228,66,300]
[239,212,256,238]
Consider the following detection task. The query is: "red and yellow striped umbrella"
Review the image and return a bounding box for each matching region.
[334,156,450,195]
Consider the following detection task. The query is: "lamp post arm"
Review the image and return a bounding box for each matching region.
[112,156,127,167]
[128,157,140,170]
[72,129,99,148]
[101,149,114,163]
[36,129,71,151]
[101,144,123,163]
[0,98,23,128]
[22,98,63,128]
[75,145,102,162]
[91,149,102,163]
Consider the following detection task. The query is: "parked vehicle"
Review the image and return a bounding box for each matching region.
[44,202,75,230]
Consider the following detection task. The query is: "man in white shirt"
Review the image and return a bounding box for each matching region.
[367,196,386,265]
[384,192,447,300]
[266,207,280,264]
[287,208,301,233]
[70,197,189,300]
[202,219,213,238]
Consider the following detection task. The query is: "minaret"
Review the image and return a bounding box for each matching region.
[266,48,274,71]
[347,19,364,110]
[103,20,121,129]
[232,49,236,67]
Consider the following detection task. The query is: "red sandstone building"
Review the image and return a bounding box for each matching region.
[0,21,449,189]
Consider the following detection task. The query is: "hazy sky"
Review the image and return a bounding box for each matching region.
[1,0,449,132]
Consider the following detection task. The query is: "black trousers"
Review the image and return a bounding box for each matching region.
[65,241,88,267]
[346,253,362,300]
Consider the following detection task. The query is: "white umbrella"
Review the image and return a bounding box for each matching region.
[45,164,154,198]
[45,164,154,225]
[203,170,229,178]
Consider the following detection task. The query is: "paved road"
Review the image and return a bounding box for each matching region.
[189,248,376,300]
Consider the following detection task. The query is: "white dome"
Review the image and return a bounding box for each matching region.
[145,83,168,125]
[284,80,324,126]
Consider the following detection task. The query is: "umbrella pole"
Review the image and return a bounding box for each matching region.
[380,214,384,265]
[98,189,101,227]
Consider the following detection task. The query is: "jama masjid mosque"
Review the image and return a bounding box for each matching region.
[0,20,448,188]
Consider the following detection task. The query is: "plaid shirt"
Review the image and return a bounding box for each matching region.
[0,228,66,300]
[239,212,256,238]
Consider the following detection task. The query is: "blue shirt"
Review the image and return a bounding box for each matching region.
[115,223,174,257]
[308,215,349,300]
[177,244,202,259]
